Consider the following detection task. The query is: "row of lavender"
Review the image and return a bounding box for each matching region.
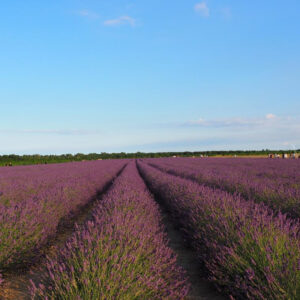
[138,161,300,299]
[145,157,300,218]
[0,160,125,276]
[31,162,188,299]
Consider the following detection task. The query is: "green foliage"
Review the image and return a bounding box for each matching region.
[0,149,300,166]
[0,149,299,166]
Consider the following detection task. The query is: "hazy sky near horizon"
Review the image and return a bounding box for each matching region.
[1,0,300,154]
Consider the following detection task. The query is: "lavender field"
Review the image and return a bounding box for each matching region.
[1,158,300,299]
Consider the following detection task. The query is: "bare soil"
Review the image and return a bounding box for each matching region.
[160,206,227,300]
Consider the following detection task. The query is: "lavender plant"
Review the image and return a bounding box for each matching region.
[145,157,300,219]
[30,162,188,299]
[138,161,300,299]
[0,160,126,275]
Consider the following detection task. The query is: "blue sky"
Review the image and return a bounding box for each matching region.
[1,0,300,154]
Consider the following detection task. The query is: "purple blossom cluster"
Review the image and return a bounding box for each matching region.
[31,162,188,299]
[145,157,300,219]
[0,160,125,276]
[138,160,300,299]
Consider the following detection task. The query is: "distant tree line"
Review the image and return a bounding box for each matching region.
[0,149,299,167]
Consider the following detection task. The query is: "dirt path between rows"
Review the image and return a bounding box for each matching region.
[136,161,227,300]
[159,205,227,300]
[0,164,127,300]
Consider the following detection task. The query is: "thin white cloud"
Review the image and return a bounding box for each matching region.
[76,9,99,19]
[266,113,276,120]
[0,129,102,136]
[1,116,300,154]
[104,16,136,27]
[194,2,210,17]
[185,114,286,128]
